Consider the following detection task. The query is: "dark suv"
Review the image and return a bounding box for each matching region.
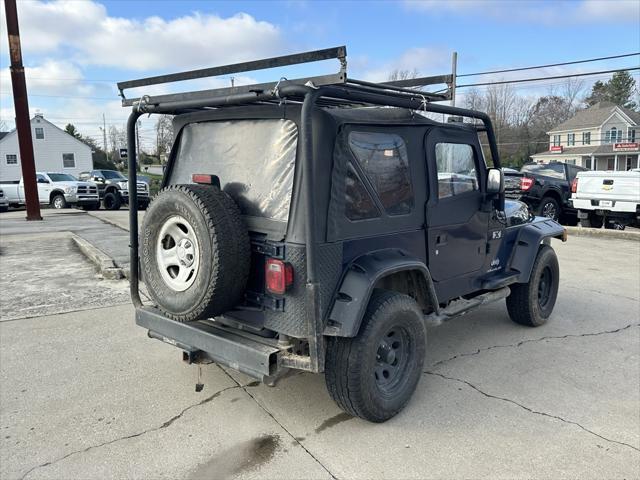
[119,47,566,422]
[78,169,150,210]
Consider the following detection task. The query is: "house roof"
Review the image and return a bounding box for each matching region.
[0,116,91,151]
[549,102,640,133]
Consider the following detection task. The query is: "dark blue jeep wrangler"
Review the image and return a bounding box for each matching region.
[120,47,566,422]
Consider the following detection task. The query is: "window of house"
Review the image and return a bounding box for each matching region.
[607,158,615,170]
[566,159,576,165]
[62,153,75,168]
[582,132,591,145]
[628,128,636,143]
[435,143,478,199]
[567,133,575,146]
[348,131,414,215]
[6,154,17,165]
[605,127,623,144]
[552,135,561,147]
[35,127,44,140]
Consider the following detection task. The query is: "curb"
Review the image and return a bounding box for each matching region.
[566,226,640,241]
[71,234,125,280]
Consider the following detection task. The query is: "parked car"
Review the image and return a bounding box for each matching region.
[0,172,99,209]
[120,47,567,423]
[516,162,587,224]
[572,169,640,229]
[503,167,523,199]
[78,169,150,210]
[0,188,8,212]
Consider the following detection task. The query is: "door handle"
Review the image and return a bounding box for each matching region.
[436,234,447,246]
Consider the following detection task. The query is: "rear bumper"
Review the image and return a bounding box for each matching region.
[573,198,639,214]
[136,307,284,380]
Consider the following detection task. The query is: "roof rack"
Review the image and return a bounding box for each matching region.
[117,46,454,109]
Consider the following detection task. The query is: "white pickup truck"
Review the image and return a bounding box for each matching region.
[0,172,100,210]
[571,169,640,229]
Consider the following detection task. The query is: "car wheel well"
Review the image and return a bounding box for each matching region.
[49,190,64,202]
[374,270,435,314]
[540,190,562,204]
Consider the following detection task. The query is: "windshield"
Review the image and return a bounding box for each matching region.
[47,173,77,182]
[172,119,298,222]
[100,170,126,180]
[521,163,565,179]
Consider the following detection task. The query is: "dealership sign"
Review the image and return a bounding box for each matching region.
[613,143,638,152]
[550,146,563,152]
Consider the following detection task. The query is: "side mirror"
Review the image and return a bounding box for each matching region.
[37,178,49,184]
[94,177,105,183]
[486,168,504,195]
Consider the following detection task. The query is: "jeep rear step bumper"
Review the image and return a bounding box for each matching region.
[136,307,285,380]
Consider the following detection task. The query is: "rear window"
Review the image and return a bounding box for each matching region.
[171,119,298,222]
[348,131,413,216]
[521,163,565,179]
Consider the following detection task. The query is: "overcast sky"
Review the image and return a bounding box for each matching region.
[1,0,639,150]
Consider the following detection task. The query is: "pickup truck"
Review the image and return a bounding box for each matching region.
[514,162,587,225]
[572,169,640,229]
[0,172,100,210]
[78,169,150,210]
[0,188,8,212]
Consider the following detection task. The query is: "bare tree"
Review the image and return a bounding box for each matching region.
[387,68,419,82]
[155,115,174,162]
[108,125,127,162]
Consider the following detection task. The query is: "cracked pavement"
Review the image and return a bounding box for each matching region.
[0,211,639,479]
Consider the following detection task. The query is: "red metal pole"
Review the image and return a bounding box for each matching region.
[4,0,41,221]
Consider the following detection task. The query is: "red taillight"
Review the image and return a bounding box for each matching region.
[265,258,294,295]
[521,176,534,191]
[571,178,578,193]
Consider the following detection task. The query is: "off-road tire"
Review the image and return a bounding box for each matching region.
[51,194,67,209]
[537,197,560,221]
[506,245,559,327]
[581,213,602,228]
[140,184,250,322]
[103,191,121,210]
[325,290,427,422]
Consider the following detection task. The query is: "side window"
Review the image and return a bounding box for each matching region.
[435,143,478,199]
[348,131,413,215]
[345,161,380,220]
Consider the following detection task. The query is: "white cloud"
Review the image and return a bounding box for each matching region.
[0,1,284,71]
[404,0,640,24]
[1,60,96,97]
[358,47,452,82]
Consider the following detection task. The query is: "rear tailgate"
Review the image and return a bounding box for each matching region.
[575,171,640,202]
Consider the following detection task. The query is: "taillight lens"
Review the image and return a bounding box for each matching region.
[265,258,294,295]
[571,178,578,193]
[521,176,534,191]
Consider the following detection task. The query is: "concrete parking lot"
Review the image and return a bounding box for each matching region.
[0,210,638,479]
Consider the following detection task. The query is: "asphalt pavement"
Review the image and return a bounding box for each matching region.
[0,210,638,479]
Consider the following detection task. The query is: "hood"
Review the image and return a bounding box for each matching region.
[504,199,532,226]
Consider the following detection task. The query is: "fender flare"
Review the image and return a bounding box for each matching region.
[324,249,439,337]
[508,218,565,283]
[49,189,65,202]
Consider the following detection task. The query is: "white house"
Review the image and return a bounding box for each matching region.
[0,114,92,182]
[530,101,639,171]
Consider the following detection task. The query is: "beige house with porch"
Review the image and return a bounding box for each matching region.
[530,101,639,171]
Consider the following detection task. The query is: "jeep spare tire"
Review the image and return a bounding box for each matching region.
[141,184,250,322]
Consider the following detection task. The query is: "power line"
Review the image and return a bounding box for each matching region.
[457,52,640,78]
[457,66,640,88]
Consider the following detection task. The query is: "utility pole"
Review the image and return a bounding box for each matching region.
[101,113,109,163]
[4,0,41,220]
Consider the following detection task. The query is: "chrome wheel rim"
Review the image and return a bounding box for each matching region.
[53,197,64,209]
[156,215,200,292]
[542,202,557,220]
